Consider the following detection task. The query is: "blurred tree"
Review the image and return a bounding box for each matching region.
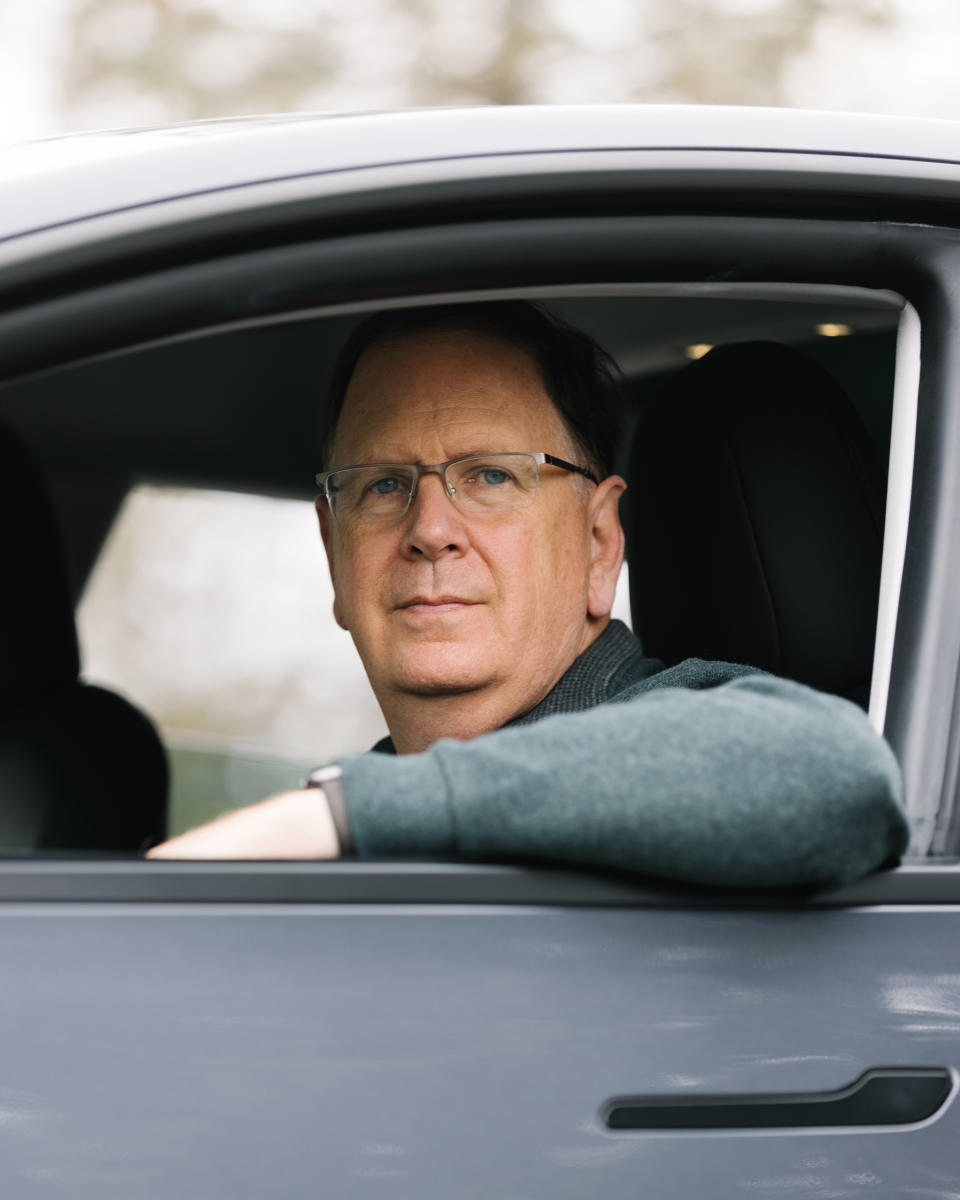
[646,0,893,106]
[55,0,894,131]
[60,0,340,127]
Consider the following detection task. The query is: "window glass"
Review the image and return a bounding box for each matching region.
[77,486,385,835]
[76,483,634,834]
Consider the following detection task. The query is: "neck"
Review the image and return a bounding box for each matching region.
[381,616,610,754]
[381,689,525,755]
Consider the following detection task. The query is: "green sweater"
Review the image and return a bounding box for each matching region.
[337,621,909,889]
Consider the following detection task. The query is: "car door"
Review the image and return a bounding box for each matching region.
[1,110,960,1197]
[0,863,956,1198]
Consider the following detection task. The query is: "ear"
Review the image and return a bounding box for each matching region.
[586,475,627,620]
[315,496,349,631]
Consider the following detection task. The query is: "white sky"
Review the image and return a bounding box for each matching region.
[0,1,69,140]
[785,0,960,121]
[4,0,960,142]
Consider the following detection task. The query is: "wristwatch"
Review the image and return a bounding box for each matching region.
[303,764,354,854]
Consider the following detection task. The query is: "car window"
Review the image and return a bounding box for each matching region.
[76,485,384,834]
[0,285,903,856]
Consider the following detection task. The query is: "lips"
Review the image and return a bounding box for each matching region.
[397,595,478,612]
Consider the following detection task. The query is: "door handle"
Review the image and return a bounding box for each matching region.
[603,1067,953,1130]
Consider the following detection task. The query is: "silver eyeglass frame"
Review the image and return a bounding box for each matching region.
[315,451,598,520]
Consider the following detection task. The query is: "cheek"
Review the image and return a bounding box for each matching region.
[543,508,590,579]
[329,542,384,628]
[491,513,588,614]
[477,521,535,595]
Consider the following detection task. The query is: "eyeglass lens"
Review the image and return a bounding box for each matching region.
[327,453,542,523]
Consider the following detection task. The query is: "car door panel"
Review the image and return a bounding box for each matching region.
[0,896,957,1197]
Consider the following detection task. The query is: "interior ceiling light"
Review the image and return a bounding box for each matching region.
[684,344,714,360]
[816,322,853,337]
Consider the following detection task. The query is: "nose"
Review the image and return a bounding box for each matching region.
[401,469,469,560]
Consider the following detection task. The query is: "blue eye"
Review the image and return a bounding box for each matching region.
[370,476,401,495]
[480,468,509,485]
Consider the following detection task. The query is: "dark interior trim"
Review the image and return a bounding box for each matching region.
[0,212,931,384]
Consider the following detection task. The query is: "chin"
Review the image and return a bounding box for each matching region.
[388,644,497,697]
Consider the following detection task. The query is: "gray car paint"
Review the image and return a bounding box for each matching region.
[0,903,957,1198]
[6,104,960,242]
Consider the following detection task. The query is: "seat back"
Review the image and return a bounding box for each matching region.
[625,341,885,704]
[0,422,166,850]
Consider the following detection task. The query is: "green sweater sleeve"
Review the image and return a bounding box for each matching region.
[336,674,909,889]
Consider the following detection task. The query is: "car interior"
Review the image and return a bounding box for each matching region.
[0,288,900,855]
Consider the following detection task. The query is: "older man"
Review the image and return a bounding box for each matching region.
[151,301,908,887]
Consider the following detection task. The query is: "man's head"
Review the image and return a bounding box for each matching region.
[316,301,627,751]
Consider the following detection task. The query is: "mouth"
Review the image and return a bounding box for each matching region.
[397,596,479,614]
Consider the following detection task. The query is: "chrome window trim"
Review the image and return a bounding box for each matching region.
[871,302,920,753]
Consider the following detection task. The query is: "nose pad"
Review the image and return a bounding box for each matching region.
[413,465,456,506]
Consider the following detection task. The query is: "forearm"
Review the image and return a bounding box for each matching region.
[147,789,340,859]
[339,675,909,888]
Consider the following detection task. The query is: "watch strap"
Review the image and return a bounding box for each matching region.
[303,764,354,854]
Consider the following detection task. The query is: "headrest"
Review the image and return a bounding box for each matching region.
[0,422,167,850]
[626,342,885,701]
[0,423,79,706]
[1,685,168,851]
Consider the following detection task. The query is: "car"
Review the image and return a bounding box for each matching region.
[1,104,959,1197]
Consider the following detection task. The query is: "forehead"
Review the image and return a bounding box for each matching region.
[332,327,571,465]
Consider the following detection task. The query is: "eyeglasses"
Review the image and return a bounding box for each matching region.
[316,451,598,525]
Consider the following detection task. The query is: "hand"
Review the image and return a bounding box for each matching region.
[146,790,341,860]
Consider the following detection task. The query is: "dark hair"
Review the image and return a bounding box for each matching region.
[319,300,622,479]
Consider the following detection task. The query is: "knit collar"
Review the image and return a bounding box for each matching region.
[503,619,653,728]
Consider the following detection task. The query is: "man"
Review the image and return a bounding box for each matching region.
[150,302,909,887]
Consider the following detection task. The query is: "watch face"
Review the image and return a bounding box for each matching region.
[308,766,343,786]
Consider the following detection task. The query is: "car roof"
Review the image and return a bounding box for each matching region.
[5,104,960,243]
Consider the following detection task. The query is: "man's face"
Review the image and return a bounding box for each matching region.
[318,327,621,728]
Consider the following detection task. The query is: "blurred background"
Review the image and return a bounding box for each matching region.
[3,0,958,142]
[0,0,950,828]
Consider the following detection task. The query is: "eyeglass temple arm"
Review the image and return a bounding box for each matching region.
[543,454,599,485]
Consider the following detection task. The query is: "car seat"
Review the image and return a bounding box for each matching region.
[625,341,885,707]
[0,421,167,851]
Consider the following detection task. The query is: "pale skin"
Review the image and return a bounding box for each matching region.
[148,328,626,859]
